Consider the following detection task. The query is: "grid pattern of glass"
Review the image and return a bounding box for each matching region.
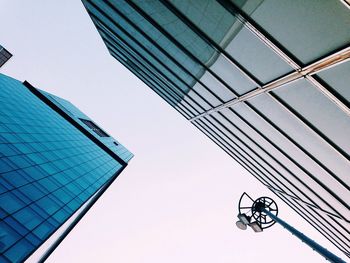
[0,74,127,262]
[0,45,12,68]
[39,90,134,163]
[82,0,350,258]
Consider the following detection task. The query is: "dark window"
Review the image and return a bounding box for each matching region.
[0,47,12,68]
[78,118,109,137]
[113,142,119,146]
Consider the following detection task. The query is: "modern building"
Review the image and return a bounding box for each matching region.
[0,73,133,262]
[0,45,12,68]
[82,0,350,259]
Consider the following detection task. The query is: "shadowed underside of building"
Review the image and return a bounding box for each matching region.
[82,0,350,258]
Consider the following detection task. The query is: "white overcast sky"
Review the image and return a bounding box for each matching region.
[0,1,345,262]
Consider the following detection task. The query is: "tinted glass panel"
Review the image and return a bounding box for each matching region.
[192,119,279,190]
[246,94,349,219]
[317,61,350,104]
[0,74,128,261]
[273,79,350,156]
[169,0,293,83]
[232,0,350,64]
[210,55,255,95]
[208,112,347,216]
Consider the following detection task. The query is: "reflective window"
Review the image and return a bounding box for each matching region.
[273,79,350,156]
[209,55,255,95]
[199,71,237,101]
[217,106,350,214]
[224,25,293,83]
[169,0,293,83]
[0,74,128,261]
[192,119,273,189]
[245,94,350,219]
[231,0,350,64]
[207,112,348,216]
[128,0,248,96]
[317,61,350,104]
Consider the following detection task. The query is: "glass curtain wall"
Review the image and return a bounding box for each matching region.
[82,0,350,258]
[0,74,131,262]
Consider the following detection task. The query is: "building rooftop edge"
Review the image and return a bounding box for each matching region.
[23,80,129,167]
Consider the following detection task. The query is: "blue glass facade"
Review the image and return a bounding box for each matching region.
[0,74,132,262]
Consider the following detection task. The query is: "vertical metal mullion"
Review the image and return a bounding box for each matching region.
[94,20,205,117]
[216,0,350,116]
[100,27,200,118]
[215,0,300,68]
[107,43,196,118]
[189,45,350,121]
[268,91,350,163]
[205,113,344,218]
[96,0,225,105]
[198,117,304,199]
[224,106,350,209]
[193,120,283,191]
[109,49,191,120]
[124,0,240,97]
[87,3,215,111]
[241,100,350,211]
[159,0,262,87]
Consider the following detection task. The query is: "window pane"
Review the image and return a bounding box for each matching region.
[190,83,222,107]
[224,25,293,83]
[208,111,347,217]
[245,93,349,219]
[169,0,293,83]
[132,0,216,66]
[317,61,350,104]
[193,118,280,190]
[210,55,256,95]
[248,92,350,186]
[200,115,299,197]
[13,208,43,231]
[0,222,22,253]
[199,71,236,101]
[273,78,350,156]
[232,0,350,64]
[132,0,253,96]
[169,0,239,47]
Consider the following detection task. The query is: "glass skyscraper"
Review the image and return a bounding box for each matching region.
[82,0,350,259]
[0,73,133,262]
[0,45,12,68]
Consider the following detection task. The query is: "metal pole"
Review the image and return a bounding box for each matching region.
[261,208,346,263]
